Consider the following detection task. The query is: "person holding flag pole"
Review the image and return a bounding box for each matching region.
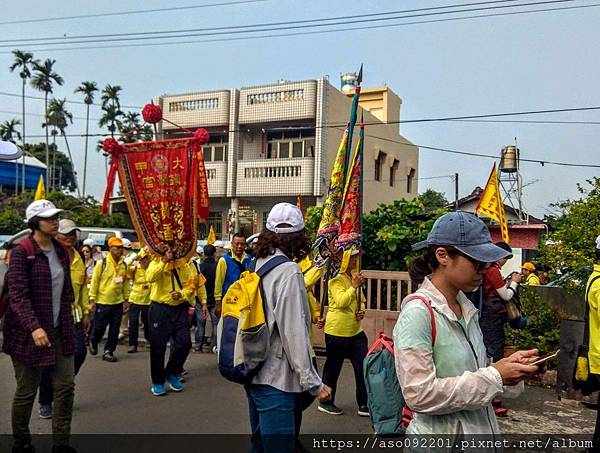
[319,117,369,417]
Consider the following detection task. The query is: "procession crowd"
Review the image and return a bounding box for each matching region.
[2,199,599,453]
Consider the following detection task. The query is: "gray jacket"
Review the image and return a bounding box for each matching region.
[252,250,323,395]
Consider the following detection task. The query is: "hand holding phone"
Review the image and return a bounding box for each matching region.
[529,350,559,366]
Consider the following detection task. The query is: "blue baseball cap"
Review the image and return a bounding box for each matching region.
[412,211,511,263]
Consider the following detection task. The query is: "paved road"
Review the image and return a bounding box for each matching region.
[0,347,595,436]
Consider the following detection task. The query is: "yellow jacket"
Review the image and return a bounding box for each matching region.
[145,258,197,306]
[89,254,130,305]
[325,272,366,337]
[129,265,151,306]
[299,256,323,322]
[70,248,91,321]
[587,265,600,373]
[525,274,541,286]
[187,260,208,305]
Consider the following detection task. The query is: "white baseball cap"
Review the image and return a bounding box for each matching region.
[595,235,600,250]
[58,219,80,235]
[25,199,63,222]
[266,202,304,234]
[122,238,132,249]
[83,238,95,247]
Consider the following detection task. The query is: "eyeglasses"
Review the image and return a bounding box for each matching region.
[449,249,491,272]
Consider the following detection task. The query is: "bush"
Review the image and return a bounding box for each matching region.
[504,287,561,354]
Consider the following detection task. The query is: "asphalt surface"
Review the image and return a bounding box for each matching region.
[0,344,596,436]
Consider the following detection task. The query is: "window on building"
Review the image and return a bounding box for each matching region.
[374,151,386,182]
[202,144,228,162]
[389,159,399,187]
[407,167,416,193]
[264,129,316,159]
[279,142,290,159]
[199,212,223,239]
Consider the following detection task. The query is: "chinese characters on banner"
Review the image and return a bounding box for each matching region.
[118,138,209,261]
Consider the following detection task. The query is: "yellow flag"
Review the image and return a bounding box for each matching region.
[476,163,509,243]
[207,225,216,245]
[34,175,45,201]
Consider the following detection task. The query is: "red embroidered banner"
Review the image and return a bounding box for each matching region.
[117,138,209,261]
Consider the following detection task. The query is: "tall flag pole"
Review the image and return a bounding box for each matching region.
[476,163,510,243]
[314,64,363,322]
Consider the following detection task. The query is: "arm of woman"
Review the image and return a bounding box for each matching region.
[393,304,504,415]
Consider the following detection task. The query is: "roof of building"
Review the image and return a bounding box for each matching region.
[0,155,47,169]
[452,187,544,224]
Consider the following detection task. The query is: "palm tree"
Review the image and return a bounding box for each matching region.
[74,81,98,197]
[9,49,37,192]
[101,84,122,111]
[0,118,22,143]
[45,98,79,197]
[31,58,64,190]
[120,111,141,143]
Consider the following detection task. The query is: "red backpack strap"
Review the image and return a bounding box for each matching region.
[20,237,37,259]
[367,331,395,356]
[405,294,437,347]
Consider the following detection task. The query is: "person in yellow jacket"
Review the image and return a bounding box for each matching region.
[319,246,369,417]
[89,237,130,362]
[145,246,198,396]
[38,219,91,419]
[521,262,541,286]
[298,255,323,326]
[127,248,152,353]
[588,237,600,450]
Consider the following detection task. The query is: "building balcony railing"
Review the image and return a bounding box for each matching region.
[239,81,317,124]
[236,158,314,197]
[161,90,231,129]
[205,161,227,197]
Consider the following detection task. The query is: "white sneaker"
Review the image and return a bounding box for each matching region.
[212,346,217,354]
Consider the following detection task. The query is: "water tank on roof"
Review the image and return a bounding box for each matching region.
[341,72,359,94]
[499,145,519,173]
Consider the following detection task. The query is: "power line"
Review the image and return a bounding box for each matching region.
[0,108,100,122]
[22,126,600,169]
[0,0,533,44]
[0,91,140,110]
[5,2,595,54]
[0,0,269,26]
[0,0,583,49]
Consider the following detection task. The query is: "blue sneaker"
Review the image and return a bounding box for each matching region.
[166,374,183,392]
[151,384,166,396]
[39,404,52,419]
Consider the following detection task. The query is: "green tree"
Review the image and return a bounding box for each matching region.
[538,177,600,279]
[120,111,141,143]
[99,84,123,138]
[419,188,449,211]
[304,195,447,271]
[46,98,79,197]
[74,80,98,198]
[0,118,22,143]
[23,143,77,192]
[9,49,37,192]
[30,58,63,189]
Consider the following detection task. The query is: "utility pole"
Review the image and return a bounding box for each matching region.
[454,173,459,210]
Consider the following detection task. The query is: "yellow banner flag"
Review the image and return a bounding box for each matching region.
[34,175,45,201]
[206,225,216,245]
[476,163,509,243]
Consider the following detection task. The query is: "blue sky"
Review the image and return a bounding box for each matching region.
[1,0,599,218]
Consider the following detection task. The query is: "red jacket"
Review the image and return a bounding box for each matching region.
[2,236,75,367]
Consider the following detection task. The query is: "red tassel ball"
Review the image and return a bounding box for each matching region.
[102,137,123,154]
[193,128,210,145]
[142,103,163,124]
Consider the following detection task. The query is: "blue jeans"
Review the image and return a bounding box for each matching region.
[245,384,296,453]
[194,304,218,349]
